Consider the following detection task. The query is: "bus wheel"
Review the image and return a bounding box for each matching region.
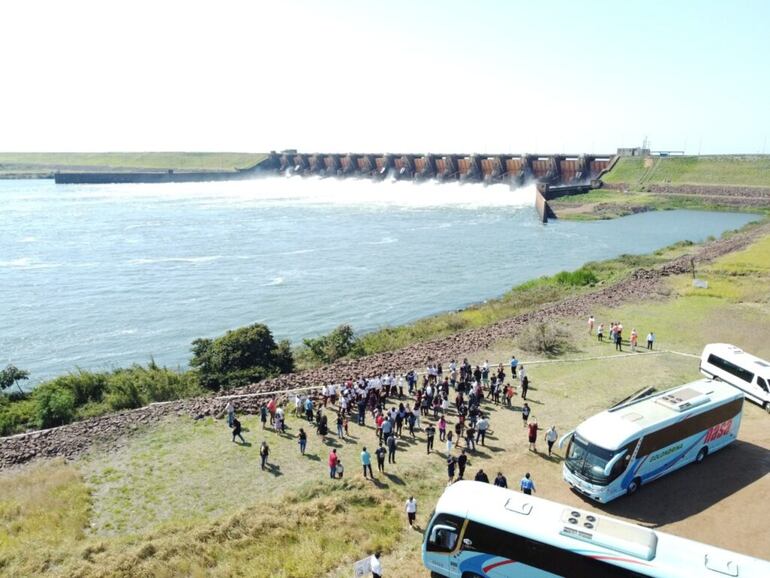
[461,574,484,578]
[627,477,641,496]
[695,447,709,463]
[765,402,770,414]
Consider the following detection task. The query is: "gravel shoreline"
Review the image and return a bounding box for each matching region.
[2,222,766,469]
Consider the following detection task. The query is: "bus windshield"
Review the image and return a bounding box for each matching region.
[565,434,629,485]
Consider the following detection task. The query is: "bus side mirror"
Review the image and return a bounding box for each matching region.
[558,430,574,450]
[429,525,457,545]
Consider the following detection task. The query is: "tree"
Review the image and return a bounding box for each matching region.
[303,324,360,364]
[190,323,294,391]
[0,365,30,396]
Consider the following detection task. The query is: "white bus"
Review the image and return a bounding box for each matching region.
[422,481,770,578]
[700,343,770,411]
[561,379,742,503]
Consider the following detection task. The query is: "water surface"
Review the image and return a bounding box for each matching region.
[0,177,757,383]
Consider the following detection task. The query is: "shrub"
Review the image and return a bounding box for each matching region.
[0,396,37,435]
[553,267,598,286]
[48,371,109,406]
[302,324,361,364]
[519,322,573,356]
[35,383,76,428]
[190,323,294,391]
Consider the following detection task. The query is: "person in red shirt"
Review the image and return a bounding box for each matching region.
[528,420,539,452]
[328,448,338,478]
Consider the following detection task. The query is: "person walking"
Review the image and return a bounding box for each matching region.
[630,328,638,352]
[386,433,397,464]
[361,447,373,479]
[522,403,531,426]
[457,449,468,479]
[509,355,518,379]
[260,402,268,430]
[438,415,447,442]
[588,315,595,335]
[328,448,338,479]
[375,443,386,473]
[336,460,344,479]
[597,323,604,342]
[405,496,417,528]
[647,331,655,350]
[446,431,453,455]
[336,412,344,438]
[615,326,623,351]
[474,469,489,483]
[520,472,536,495]
[370,552,383,578]
[298,428,307,455]
[494,472,508,488]
[259,441,269,470]
[465,424,476,451]
[225,400,235,428]
[528,419,539,452]
[447,455,456,484]
[545,425,558,456]
[476,415,489,446]
[521,375,529,401]
[232,417,245,444]
[425,423,436,454]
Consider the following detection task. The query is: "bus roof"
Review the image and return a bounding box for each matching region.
[703,343,770,371]
[433,481,770,576]
[575,378,742,451]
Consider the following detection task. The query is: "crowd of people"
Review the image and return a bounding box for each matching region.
[225,355,558,506]
[224,320,655,576]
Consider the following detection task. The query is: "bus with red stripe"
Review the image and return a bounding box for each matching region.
[422,481,769,577]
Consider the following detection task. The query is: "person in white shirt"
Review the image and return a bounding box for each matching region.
[546,425,558,456]
[405,496,417,527]
[370,552,383,578]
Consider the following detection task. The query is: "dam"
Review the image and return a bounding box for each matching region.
[53,151,613,188]
[265,151,613,187]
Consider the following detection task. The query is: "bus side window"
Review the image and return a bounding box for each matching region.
[426,514,463,553]
[758,377,769,393]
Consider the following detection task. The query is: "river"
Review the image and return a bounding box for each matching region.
[0,177,758,383]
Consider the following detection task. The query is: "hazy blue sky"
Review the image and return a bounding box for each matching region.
[2,0,768,154]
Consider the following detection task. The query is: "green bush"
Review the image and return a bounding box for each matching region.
[302,324,361,364]
[35,383,76,428]
[553,267,598,286]
[47,371,109,406]
[191,323,294,391]
[0,396,37,435]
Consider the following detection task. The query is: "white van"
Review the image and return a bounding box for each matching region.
[700,343,770,411]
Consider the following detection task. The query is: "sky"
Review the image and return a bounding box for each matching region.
[1,0,769,154]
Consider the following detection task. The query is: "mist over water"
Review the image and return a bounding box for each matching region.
[0,178,758,383]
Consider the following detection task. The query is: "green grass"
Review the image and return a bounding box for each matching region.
[603,155,770,188]
[0,152,267,178]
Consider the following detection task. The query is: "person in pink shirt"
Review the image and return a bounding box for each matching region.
[438,415,447,441]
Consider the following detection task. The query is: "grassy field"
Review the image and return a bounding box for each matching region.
[0,152,267,178]
[550,155,770,220]
[602,155,770,188]
[2,231,770,577]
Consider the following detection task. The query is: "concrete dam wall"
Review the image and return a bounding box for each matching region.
[267,151,612,187]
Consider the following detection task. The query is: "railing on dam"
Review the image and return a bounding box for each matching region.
[267,151,613,187]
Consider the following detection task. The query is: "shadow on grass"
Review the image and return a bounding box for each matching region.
[385,473,406,485]
[487,446,506,453]
[233,440,252,447]
[264,463,283,477]
[305,453,321,461]
[321,438,342,448]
